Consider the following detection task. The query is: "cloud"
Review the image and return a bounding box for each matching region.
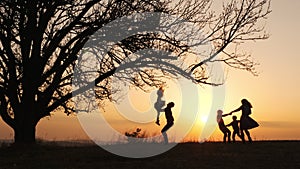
[258,121,300,128]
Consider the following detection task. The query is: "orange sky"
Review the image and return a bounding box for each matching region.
[1,1,300,142]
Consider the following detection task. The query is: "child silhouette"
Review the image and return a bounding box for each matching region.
[226,115,242,142]
[154,87,165,126]
[217,110,231,143]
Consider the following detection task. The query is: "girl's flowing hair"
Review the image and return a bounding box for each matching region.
[242,99,252,108]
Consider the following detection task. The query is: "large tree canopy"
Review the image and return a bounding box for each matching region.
[0,0,271,143]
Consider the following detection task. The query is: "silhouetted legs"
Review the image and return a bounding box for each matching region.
[241,129,252,143]
[244,129,252,142]
[161,122,173,144]
[162,132,168,144]
[232,131,242,142]
[221,128,231,143]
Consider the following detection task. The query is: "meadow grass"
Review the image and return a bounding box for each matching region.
[0,141,299,169]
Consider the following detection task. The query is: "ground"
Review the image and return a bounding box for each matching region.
[0,141,299,169]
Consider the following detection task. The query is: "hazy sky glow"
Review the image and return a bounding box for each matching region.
[1,1,300,142]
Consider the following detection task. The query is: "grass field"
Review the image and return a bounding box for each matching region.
[0,141,300,169]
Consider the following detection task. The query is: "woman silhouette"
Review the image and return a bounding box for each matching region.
[230,99,259,143]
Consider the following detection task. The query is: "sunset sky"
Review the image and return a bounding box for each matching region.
[0,0,300,142]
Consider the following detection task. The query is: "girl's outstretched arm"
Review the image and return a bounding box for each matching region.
[222,113,231,117]
[230,106,242,114]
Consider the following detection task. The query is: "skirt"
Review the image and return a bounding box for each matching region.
[240,116,259,130]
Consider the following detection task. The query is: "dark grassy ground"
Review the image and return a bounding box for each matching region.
[0,141,300,169]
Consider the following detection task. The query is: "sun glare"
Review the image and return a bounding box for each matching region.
[200,115,208,124]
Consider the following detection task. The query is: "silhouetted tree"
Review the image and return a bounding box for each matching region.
[0,0,271,143]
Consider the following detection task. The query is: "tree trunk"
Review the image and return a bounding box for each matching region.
[14,121,37,144]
